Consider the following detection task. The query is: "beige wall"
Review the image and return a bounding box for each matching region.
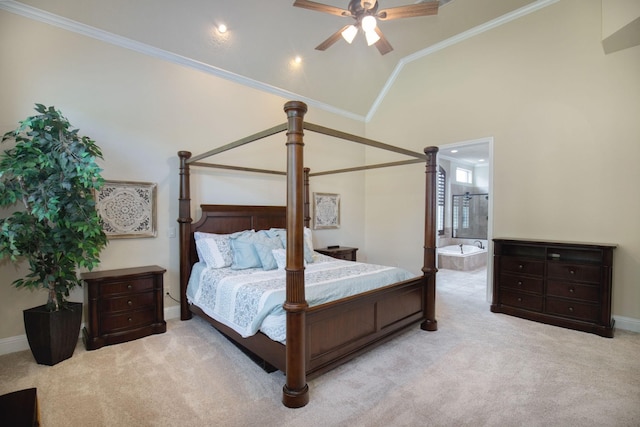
[0,10,365,341]
[1,0,638,345]
[365,0,640,323]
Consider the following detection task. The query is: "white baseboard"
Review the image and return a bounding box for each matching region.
[613,315,640,333]
[0,305,183,357]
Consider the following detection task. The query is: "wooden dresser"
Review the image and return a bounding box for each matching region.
[82,265,166,350]
[315,246,358,261]
[491,239,616,337]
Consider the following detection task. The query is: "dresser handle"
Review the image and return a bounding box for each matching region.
[518,264,524,269]
[127,300,133,306]
[127,284,133,289]
[568,307,574,312]
[128,317,133,322]
[517,297,522,302]
[517,281,523,286]
[568,287,575,293]
[569,269,575,275]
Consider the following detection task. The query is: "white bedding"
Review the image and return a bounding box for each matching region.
[187,253,416,343]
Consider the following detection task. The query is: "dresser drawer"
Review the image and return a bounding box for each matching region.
[547,280,599,303]
[499,274,543,294]
[99,291,156,313]
[546,297,600,322]
[547,263,600,283]
[100,308,156,334]
[501,257,544,276]
[501,289,543,312]
[100,277,155,296]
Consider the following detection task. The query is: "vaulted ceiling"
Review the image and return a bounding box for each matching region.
[3,0,558,121]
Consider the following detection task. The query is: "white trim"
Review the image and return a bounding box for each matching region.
[613,315,640,334]
[0,0,558,123]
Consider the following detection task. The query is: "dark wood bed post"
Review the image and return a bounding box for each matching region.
[282,101,310,408]
[421,146,439,331]
[178,151,193,321]
[303,167,311,228]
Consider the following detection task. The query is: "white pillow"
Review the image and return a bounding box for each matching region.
[272,248,286,270]
[195,230,253,268]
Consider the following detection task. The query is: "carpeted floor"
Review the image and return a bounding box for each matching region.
[1,268,639,426]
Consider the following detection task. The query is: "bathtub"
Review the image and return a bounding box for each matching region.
[438,244,487,271]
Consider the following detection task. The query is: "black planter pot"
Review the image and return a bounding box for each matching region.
[23,302,83,366]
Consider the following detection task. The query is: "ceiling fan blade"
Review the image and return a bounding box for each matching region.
[315,25,352,51]
[373,27,393,55]
[293,0,350,18]
[377,2,439,20]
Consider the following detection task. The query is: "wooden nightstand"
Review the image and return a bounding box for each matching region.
[82,265,166,350]
[315,246,358,261]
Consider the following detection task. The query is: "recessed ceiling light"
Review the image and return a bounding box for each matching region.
[217,24,227,34]
[451,149,458,153]
[294,56,302,64]
[478,159,485,162]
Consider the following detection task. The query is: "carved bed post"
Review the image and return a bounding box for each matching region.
[421,146,439,331]
[303,167,311,228]
[282,101,310,408]
[178,151,193,321]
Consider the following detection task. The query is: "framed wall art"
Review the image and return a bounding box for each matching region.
[95,180,157,238]
[313,192,340,230]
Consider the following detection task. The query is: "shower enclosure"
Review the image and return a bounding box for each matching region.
[452,193,489,239]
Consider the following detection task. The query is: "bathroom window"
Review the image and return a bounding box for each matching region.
[455,167,472,184]
[437,166,445,236]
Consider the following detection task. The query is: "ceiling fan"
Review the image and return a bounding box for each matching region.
[292,0,440,55]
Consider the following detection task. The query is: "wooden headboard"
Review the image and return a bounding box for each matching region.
[186,204,287,269]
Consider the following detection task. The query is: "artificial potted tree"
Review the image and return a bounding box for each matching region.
[0,104,108,365]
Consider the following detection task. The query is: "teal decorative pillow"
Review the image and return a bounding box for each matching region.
[229,230,261,269]
[252,230,284,270]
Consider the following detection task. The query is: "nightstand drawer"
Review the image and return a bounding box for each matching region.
[499,274,543,294]
[547,280,599,302]
[99,291,156,313]
[100,277,155,296]
[315,247,358,261]
[101,308,156,333]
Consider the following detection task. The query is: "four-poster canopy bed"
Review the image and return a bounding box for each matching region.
[178,100,439,408]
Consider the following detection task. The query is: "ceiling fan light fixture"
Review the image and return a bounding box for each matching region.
[365,29,380,46]
[341,25,358,44]
[361,15,377,32]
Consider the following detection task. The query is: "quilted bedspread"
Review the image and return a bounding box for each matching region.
[187,254,416,342]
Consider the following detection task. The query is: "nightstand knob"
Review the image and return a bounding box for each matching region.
[569,269,576,275]
[127,300,133,306]
[518,264,524,269]
[517,281,523,286]
[569,287,575,293]
[568,307,574,312]
[128,317,133,322]
[517,297,522,302]
[127,284,133,289]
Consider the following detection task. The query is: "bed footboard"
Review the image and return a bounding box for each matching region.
[305,277,424,377]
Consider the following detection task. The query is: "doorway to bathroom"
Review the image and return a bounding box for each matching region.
[437,137,493,302]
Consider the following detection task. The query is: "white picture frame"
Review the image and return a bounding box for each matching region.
[95,180,157,238]
[313,192,340,230]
